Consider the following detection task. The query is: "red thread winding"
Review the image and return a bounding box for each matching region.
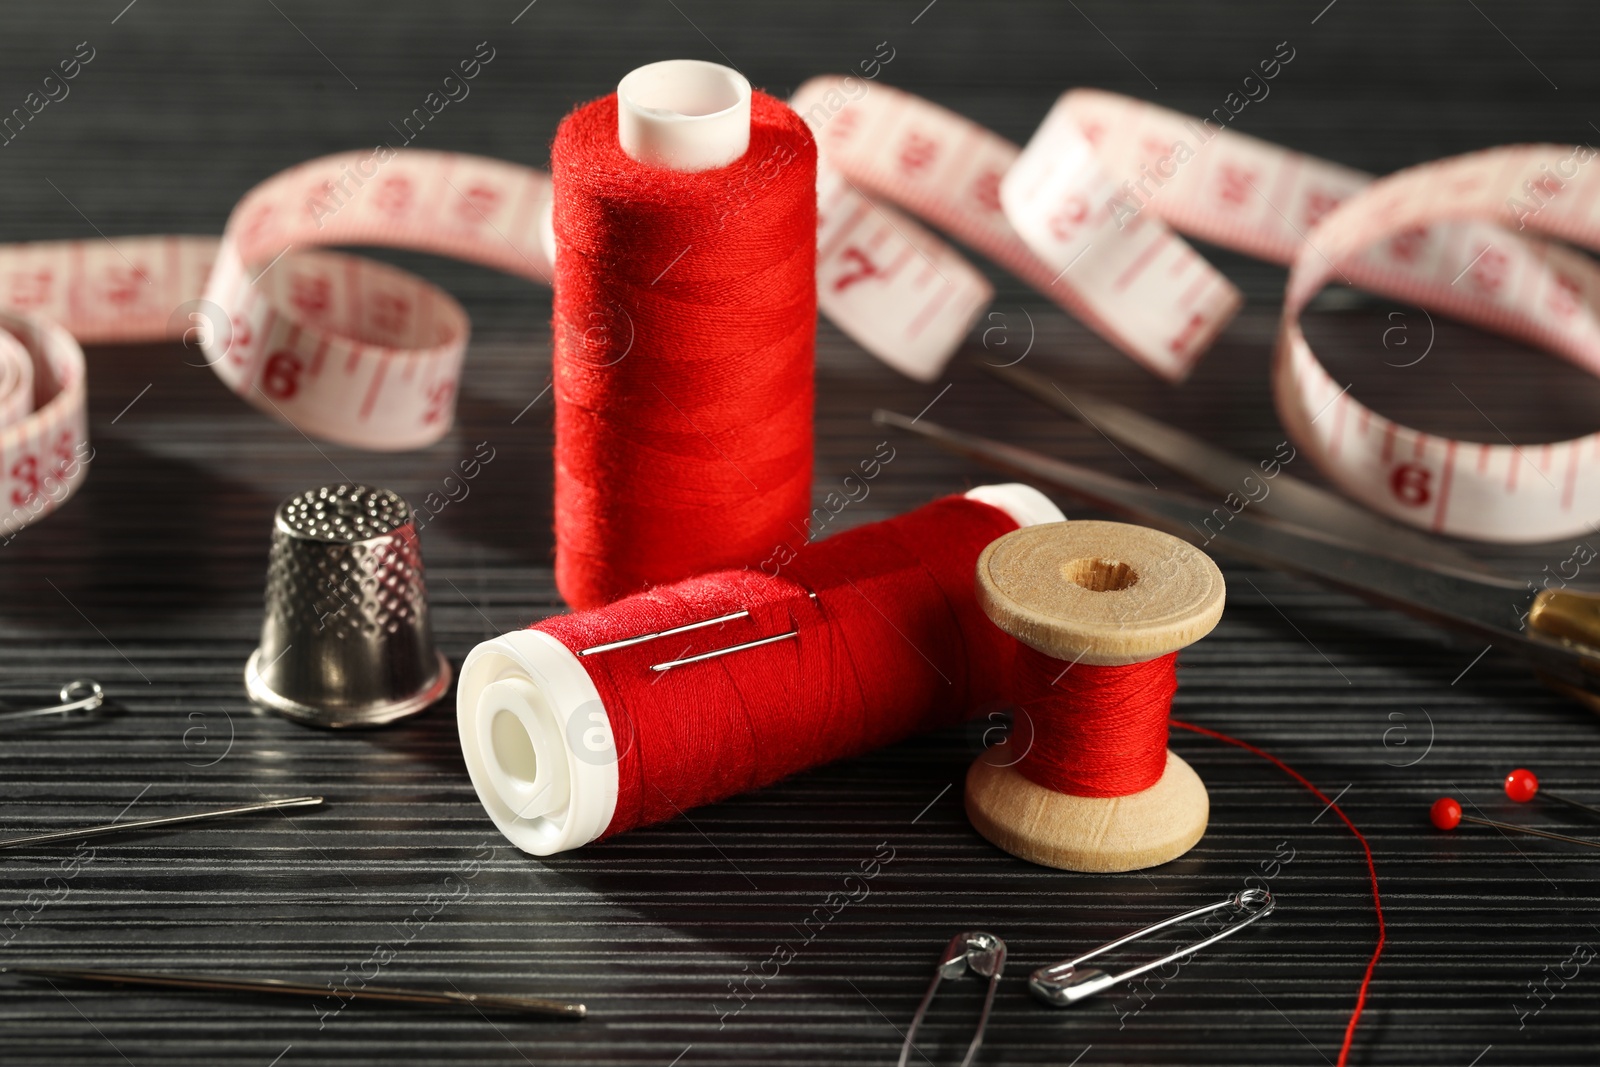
[550,90,817,610]
[993,646,1385,1062]
[535,494,1020,836]
[1014,648,1177,797]
[1172,719,1384,1067]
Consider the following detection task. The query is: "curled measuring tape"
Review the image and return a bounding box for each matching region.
[5,88,1596,544]
[0,309,88,537]
[0,136,985,535]
[815,160,992,382]
[0,149,552,536]
[799,77,1600,542]
[1279,146,1600,542]
[202,150,553,449]
[1011,92,1600,542]
[793,77,1243,382]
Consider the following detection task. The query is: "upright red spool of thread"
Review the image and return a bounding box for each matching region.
[966,520,1225,872]
[550,64,817,609]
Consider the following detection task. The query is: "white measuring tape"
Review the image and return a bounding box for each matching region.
[1276,146,1600,542]
[0,138,987,536]
[792,78,1244,383]
[1,84,1595,543]
[0,149,553,535]
[796,77,1600,543]
[199,150,554,450]
[814,160,992,382]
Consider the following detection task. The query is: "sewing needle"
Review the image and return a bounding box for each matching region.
[0,796,325,850]
[2,966,586,1019]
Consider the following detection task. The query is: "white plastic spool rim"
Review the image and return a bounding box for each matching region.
[456,483,1065,856]
[616,59,751,172]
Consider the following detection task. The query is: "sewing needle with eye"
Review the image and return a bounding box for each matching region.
[2,966,586,1019]
[0,796,324,850]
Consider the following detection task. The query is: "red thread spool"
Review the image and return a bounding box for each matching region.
[965,521,1224,872]
[550,61,817,609]
[456,486,1064,854]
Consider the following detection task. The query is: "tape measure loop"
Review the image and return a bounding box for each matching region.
[1281,144,1600,542]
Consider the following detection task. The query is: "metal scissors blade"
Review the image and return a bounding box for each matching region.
[983,360,1488,573]
[873,409,1600,700]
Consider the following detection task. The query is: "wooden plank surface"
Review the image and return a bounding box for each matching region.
[1,1,1599,1064]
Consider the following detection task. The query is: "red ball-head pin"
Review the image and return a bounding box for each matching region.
[1430,797,1462,831]
[1504,768,1539,804]
[1429,792,1600,849]
[1502,768,1600,821]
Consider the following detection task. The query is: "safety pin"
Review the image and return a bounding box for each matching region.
[0,680,104,724]
[578,593,818,673]
[1029,888,1275,1007]
[901,931,1005,1067]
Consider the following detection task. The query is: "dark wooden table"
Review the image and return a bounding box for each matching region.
[2,1,1599,1064]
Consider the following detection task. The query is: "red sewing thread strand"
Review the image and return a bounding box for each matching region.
[536,507,1384,1060]
[550,90,817,610]
[1013,647,1177,797]
[535,494,1020,836]
[1170,719,1384,1067]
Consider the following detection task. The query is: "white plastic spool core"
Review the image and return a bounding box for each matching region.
[456,629,618,856]
[456,484,1065,856]
[616,60,751,172]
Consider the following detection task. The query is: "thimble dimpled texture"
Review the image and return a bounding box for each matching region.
[268,487,425,642]
[251,484,448,726]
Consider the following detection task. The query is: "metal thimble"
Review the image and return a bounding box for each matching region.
[245,484,451,728]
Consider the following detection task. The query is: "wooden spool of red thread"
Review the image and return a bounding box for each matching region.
[965,520,1224,872]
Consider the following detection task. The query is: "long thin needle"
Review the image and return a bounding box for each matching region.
[0,796,325,850]
[2,966,585,1019]
[1461,814,1600,849]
